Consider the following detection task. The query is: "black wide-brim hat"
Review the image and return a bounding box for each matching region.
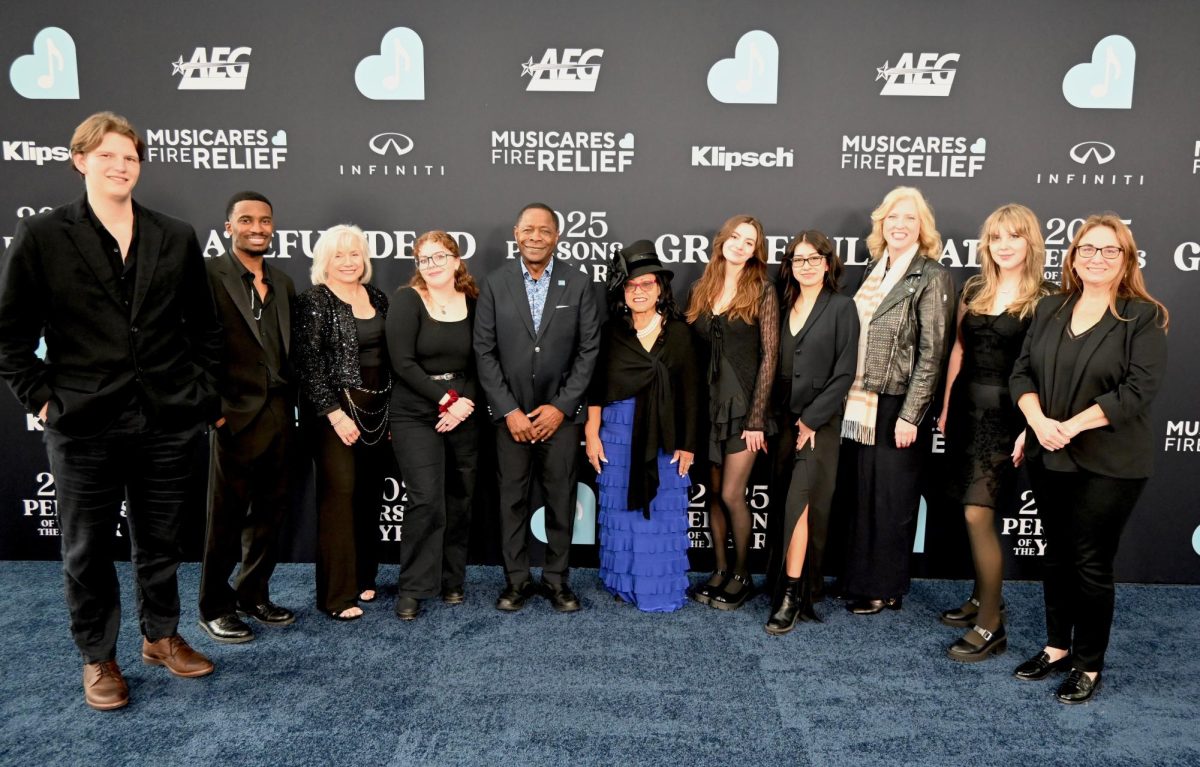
[617,239,673,281]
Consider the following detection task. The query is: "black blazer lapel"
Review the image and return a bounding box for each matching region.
[63,208,126,311]
[536,271,569,342]
[1039,295,1073,400]
[218,253,263,346]
[276,270,291,355]
[129,215,162,321]
[1066,298,1124,402]
[503,264,537,339]
[793,288,831,346]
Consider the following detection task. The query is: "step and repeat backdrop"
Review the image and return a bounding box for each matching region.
[2,1,1197,583]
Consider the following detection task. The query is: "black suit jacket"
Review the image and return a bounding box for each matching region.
[206,251,296,435]
[1010,294,1167,478]
[0,196,221,438]
[784,288,860,430]
[474,260,600,424]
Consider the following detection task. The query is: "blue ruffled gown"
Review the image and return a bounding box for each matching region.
[596,398,691,612]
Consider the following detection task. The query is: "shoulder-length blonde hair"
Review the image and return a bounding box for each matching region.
[965,203,1049,320]
[310,224,373,286]
[1062,213,1169,330]
[685,214,769,325]
[865,186,942,261]
[408,230,479,299]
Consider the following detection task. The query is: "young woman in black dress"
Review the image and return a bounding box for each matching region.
[936,204,1054,660]
[686,215,778,611]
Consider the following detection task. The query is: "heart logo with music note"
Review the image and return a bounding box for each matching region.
[1062,35,1135,109]
[530,483,597,546]
[708,30,778,104]
[355,27,425,100]
[10,27,79,100]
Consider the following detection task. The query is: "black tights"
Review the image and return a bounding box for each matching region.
[707,450,757,593]
[964,504,1003,633]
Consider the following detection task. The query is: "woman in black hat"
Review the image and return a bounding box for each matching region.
[584,241,701,612]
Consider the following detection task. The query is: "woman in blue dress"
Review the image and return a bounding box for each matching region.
[585,241,700,612]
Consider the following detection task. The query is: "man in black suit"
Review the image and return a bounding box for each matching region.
[198,192,297,643]
[474,203,600,612]
[0,112,222,710]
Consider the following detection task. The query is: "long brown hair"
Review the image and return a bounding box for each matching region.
[965,203,1049,320]
[1062,214,1168,330]
[409,230,479,299]
[685,215,768,324]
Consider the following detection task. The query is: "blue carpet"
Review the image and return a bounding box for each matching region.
[0,562,1197,766]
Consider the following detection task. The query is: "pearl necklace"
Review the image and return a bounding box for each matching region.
[634,312,661,339]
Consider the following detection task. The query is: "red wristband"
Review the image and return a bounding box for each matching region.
[439,389,460,415]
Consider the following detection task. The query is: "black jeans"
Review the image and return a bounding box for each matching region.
[391,417,478,599]
[199,391,293,620]
[44,402,204,663]
[1028,460,1145,672]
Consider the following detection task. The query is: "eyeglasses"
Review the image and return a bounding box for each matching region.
[1075,244,1123,260]
[789,255,826,268]
[416,252,452,269]
[624,278,659,293]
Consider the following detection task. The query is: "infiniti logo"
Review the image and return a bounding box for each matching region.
[369,132,414,156]
[1069,141,1116,165]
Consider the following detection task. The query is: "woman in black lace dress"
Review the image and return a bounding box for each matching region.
[686,215,778,611]
[937,203,1053,660]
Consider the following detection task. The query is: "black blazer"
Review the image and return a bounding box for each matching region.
[206,251,296,435]
[783,288,860,430]
[473,260,601,424]
[294,283,389,417]
[0,196,221,438]
[1010,294,1167,478]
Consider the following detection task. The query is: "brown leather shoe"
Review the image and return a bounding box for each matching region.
[142,635,214,678]
[83,660,129,711]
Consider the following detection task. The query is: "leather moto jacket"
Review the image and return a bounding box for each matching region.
[859,255,954,425]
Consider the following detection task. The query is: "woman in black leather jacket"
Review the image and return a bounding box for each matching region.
[295,224,391,621]
[840,186,954,615]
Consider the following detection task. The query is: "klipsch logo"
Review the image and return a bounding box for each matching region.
[522,48,603,92]
[3,141,69,165]
[1069,141,1116,165]
[172,47,251,90]
[491,130,634,173]
[339,132,444,178]
[841,134,987,178]
[876,52,959,96]
[1036,141,1143,186]
[691,146,793,171]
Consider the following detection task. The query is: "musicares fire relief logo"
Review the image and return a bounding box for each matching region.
[1035,141,1144,186]
[876,52,959,96]
[338,132,444,178]
[491,130,634,173]
[522,48,603,92]
[840,134,987,178]
[172,47,251,90]
[144,127,288,170]
[1164,421,1200,451]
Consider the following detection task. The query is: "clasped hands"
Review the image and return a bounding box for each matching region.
[506,404,564,443]
[436,395,475,433]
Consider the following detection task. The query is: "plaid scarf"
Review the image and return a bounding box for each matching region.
[841,246,918,445]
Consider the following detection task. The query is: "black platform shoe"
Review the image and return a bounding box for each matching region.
[940,597,1007,628]
[710,572,755,611]
[946,623,1007,662]
[689,570,728,606]
[764,578,802,636]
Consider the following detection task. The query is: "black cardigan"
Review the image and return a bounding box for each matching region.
[294,283,389,416]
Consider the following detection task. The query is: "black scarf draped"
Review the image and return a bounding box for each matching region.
[599,320,676,518]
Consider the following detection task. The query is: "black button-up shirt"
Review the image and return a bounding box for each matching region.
[233,256,288,388]
[85,201,139,311]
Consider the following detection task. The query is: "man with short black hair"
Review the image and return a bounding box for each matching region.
[198,191,297,643]
[0,111,222,710]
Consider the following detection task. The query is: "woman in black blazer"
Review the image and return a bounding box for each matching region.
[295,224,391,621]
[1009,214,1168,703]
[765,231,859,634]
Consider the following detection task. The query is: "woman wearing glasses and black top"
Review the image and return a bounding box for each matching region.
[765,231,858,634]
[386,231,480,621]
[1009,214,1167,703]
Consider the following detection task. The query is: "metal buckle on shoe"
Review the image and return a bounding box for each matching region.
[972,625,993,642]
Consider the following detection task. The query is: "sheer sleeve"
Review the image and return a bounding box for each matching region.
[746,284,779,430]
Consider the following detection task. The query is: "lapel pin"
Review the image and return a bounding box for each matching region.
[558,280,565,286]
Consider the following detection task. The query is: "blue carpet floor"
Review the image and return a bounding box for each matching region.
[0,562,1197,766]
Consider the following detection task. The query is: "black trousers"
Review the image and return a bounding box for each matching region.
[44,402,203,663]
[391,416,478,599]
[495,422,580,586]
[841,394,930,599]
[199,391,293,620]
[312,419,391,614]
[1028,459,1145,672]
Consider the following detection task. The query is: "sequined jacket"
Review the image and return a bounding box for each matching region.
[859,255,954,425]
[295,283,389,416]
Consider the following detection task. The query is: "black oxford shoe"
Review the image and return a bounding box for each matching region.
[496,581,537,612]
[1013,651,1073,681]
[239,601,296,626]
[1056,669,1100,704]
[542,581,581,613]
[847,597,902,615]
[394,596,421,621]
[198,614,254,644]
[441,587,465,605]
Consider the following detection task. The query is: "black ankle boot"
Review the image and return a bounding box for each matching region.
[764,578,802,636]
[797,577,821,623]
